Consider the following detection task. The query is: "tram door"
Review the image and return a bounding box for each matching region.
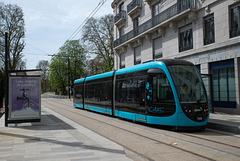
[136,77,147,122]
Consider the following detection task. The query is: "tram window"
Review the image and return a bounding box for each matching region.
[152,74,174,103]
[85,84,95,102]
[85,79,112,107]
[74,84,84,103]
[116,76,146,110]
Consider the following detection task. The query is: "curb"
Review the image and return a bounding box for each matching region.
[207,122,240,134]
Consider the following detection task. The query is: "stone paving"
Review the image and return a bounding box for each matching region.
[0,106,132,161]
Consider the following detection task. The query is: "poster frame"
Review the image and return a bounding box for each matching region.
[8,75,41,122]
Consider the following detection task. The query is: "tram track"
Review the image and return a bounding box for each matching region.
[42,98,240,160]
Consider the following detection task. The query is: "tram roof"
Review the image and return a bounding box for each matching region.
[85,71,114,82]
[74,59,193,84]
[116,59,193,75]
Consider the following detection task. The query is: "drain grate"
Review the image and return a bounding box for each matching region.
[24,138,42,143]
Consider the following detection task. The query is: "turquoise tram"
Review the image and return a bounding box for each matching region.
[73,60,209,129]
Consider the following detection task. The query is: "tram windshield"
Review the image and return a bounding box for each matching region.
[168,65,207,104]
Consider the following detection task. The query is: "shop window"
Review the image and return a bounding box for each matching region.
[210,59,236,108]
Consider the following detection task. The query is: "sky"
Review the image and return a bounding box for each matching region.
[1,0,113,69]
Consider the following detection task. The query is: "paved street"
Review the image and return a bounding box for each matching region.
[1,94,240,161]
[41,96,240,161]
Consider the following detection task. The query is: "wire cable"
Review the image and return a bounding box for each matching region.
[26,43,49,55]
[68,0,107,40]
[54,0,108,55]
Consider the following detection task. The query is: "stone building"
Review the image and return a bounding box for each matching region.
[111,0,240,114]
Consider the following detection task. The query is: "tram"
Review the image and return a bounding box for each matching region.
[73,60,209,128]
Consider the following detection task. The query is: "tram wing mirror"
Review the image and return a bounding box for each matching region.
[147,68,165,75]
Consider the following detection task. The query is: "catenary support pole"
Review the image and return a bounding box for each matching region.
[68,56,71,99]
[5,32,9,127]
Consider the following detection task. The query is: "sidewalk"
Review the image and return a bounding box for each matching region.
[0,106,132,161]
[207,112,240,134]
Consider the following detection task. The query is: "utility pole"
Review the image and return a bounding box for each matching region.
[48,54,79,99]
[68,55,71,99]
[5,32,9,127]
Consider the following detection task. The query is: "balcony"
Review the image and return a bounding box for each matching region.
[127,0,142,17]
[114,0,196,48]
[114,10,126,26]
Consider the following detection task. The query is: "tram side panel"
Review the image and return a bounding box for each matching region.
[84,77,113,115]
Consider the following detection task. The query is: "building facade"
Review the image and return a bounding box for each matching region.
[111,0,240,114]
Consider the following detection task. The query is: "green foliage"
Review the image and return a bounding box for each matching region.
[49,40,86,94]
[36,60,50,93]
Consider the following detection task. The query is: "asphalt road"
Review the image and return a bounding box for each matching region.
[42,96,240,161]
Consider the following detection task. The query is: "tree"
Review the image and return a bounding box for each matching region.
[36,60,49,93]
[49,40,86,95]
[0,3,25,108]
[82,14,114,74]
[0,3,25,70]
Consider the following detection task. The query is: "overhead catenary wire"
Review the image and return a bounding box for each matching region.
[21,53,50,56]
[53,0,108,55]
[26,43,49,56]
[20,0,108,65]
[67,0,107,41]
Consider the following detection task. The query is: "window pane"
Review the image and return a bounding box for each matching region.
[228,67,236,101]
[153,37,162,59]
[168,65,207,103]
[120,53,125,68]
[179,24,193,52]
[134,46,141,64]
[153,75,174,103]
[153,2,161,16]
[204,14,215,45]
[137,78,146,107]
[231,7,239,31]
[219,68,227,101]
[230,6,240,37]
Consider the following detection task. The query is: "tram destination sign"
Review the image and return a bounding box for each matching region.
[9,77,41,120]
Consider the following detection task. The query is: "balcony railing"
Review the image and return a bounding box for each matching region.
[114,0,196,48]
[114,10,126,24]
[127,0,142,14]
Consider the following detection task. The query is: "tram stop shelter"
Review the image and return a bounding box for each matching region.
[5,69,41,126]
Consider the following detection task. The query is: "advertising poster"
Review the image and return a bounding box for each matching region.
[9,77,41,120]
